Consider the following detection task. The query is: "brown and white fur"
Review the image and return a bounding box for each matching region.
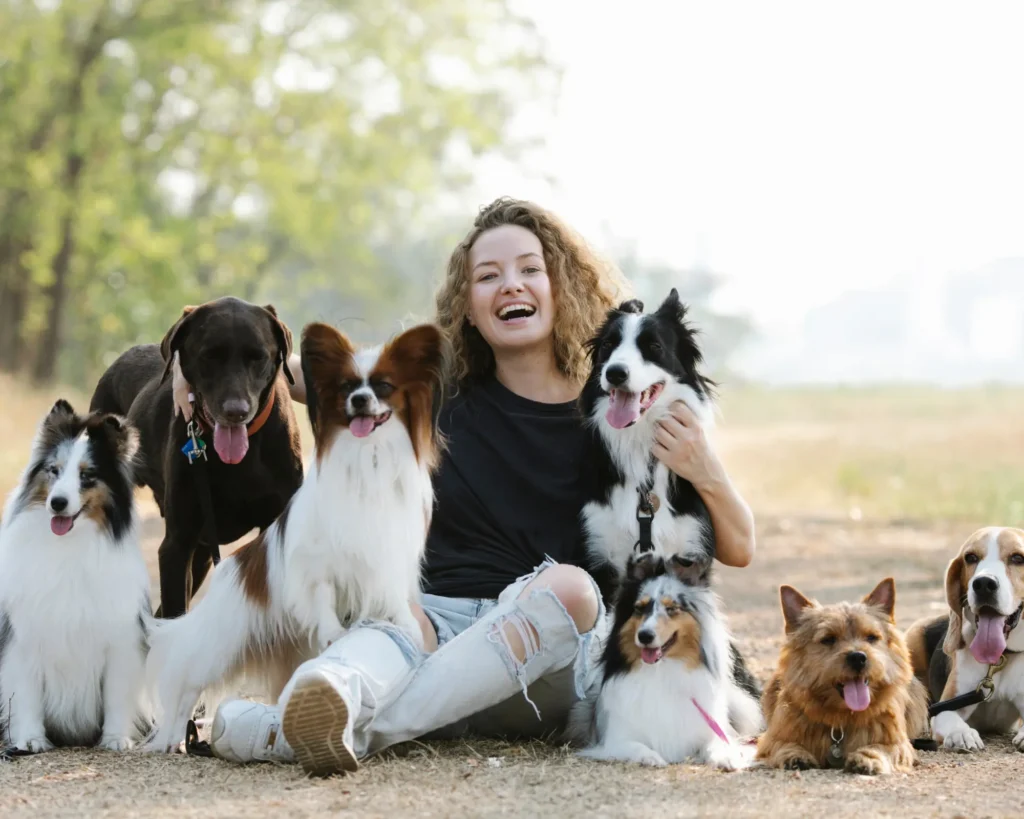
[756,578,928,775]
[907,526,1024,752]
[142,322,444,753]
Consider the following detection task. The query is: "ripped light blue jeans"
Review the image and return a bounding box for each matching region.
[282,559,608,758]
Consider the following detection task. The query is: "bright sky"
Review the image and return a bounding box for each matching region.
[475,0,1024,337]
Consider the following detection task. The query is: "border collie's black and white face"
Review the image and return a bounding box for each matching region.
[13,399,138,540]
[584,289,713,431]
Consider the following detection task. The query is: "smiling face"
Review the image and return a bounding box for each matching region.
[467,224,556,358]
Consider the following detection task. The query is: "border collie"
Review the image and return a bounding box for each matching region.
[142,322,444,752]
[0,400,152,752]
[579,288,717,602]
[569,551,761,768]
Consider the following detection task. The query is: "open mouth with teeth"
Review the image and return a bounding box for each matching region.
[605,381,666,430]
[640,632,677,664]
[835,678,871,712]
[349,410,392,439]
[497,303,536,322]
[970,602,1024,665]
[50,511,81,536]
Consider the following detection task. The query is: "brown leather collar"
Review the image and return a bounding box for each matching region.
[194,390,276,438]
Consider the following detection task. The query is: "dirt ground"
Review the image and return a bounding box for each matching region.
[3,509,1024,818]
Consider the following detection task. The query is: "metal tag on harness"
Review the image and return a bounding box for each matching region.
[181,420,208,464]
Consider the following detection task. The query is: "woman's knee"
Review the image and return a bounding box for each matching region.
[518,564,600,634]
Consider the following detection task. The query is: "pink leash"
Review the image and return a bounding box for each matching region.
[692,698,730,744]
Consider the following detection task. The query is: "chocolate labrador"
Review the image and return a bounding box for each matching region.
[90,296,304,618]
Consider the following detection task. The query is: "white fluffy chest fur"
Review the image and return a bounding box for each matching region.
[274,420,432,634]
[582,388,711,569]
[597,662,726,754]
[0,507,150,749]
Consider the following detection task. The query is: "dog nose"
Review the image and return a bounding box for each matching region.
[605,364,629,387]
[49,496,68,513]
[350,393,369,412]
[973,575,999,597]
[637,629,655,646]
[845,651,867,672]
[221,399,251,424]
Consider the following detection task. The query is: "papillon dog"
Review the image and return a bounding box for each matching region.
[142,322,444,752]
[0,400,152,752]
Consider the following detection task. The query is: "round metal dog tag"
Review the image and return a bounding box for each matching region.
[649,492,661,513]
[827,742,845,769]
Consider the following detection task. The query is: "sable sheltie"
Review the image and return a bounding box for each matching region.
[756,578,929,775]
[568,552,762,769]
[0,400,152,752]
[143,322,444,752]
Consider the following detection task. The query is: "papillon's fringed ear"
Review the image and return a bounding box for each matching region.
[780,585,815,634]
[943,555,967,656]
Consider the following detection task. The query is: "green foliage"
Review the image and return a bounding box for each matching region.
[0,0,556,384]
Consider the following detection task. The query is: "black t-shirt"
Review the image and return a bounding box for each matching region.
[422,376,589,599]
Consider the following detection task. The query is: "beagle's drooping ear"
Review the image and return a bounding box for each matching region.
[943,553,967,656]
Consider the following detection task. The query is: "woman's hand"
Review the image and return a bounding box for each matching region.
[171,351,193,421]
[653,400,756,568]
[653,401,722,491]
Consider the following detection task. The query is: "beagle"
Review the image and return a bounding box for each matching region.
[907,527,1024,752]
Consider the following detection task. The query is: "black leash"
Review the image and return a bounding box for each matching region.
[927,653,1011,718]
[185,719,215,757]
[634,476,657,554]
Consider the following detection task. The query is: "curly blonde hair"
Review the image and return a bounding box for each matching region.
[435,197,629,388]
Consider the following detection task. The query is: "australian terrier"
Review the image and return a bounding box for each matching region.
[756,578,929,775]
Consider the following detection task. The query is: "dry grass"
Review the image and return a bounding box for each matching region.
[3,375,1024,816]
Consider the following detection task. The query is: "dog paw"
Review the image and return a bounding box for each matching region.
[636,750,668,767]
[15,736,54,754]
[100,735,135,752]
[1013,726,1024,752]
[942,727,984,753]
[845,749,893,776]
[782,754,816,770]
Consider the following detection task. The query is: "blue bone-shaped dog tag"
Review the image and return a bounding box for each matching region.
[181,422,208,464]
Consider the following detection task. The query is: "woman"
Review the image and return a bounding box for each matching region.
[172,197,756,773]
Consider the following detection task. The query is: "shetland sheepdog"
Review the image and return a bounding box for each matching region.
[569,552,761,768]
[0,400,152,752]
[142,322,444,752]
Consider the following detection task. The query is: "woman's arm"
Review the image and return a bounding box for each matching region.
[171,351,306,419]
[652,401,756,568]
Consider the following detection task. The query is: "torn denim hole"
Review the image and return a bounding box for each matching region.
[352,618,426,667]
[486,606,545,720]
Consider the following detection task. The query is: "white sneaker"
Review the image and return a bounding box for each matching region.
[209,700,295,764]
[281,666,359,776]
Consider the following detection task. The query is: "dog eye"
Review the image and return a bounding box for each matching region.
[373,382,395,399]
[46,464,61,477]
[1011,554,1024,566]
[820,636,836,646]
[866,634,881,644]
[648,342,663,354]
[965,553,979,565]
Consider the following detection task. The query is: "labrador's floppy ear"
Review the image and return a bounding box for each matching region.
[160,305,199,382]
[262,304,295,385]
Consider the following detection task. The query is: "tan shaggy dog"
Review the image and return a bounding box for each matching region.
[756,578,929,775]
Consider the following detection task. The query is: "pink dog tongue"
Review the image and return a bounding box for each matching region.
[843,680,871,711]
[606,390,642,429]
[971,613,1008,664]
[50,516,74,536]
[350,416,376,438]
[641,647,662,664]
[213,423,249,464]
